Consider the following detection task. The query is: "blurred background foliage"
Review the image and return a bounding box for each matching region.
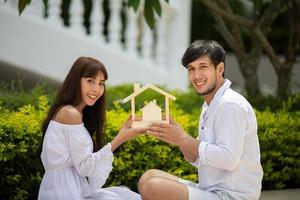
[3,0,299,198]
[0,81,299,199]
[11,0,300,99]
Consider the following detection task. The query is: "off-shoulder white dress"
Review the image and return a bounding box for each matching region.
[38,120,141,200]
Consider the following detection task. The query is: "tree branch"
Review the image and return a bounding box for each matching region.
[250,35,263,64]
[253,29,281,73]
[212,15,235,48]
[285,0,300,66]
[216,0,245,52]
[198,0,253,28]
[256,0,292,33]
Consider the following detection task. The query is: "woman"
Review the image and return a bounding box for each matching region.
[38,57,145,200]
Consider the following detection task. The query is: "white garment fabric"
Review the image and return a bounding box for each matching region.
[189,79,263,200]
[179,178,222,200]
[38,120,141,200]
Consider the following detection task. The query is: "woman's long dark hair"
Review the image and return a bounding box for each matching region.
[41,56,108,151]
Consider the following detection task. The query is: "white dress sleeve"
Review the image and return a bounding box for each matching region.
[64,125,113,191]
[88,144,114,191]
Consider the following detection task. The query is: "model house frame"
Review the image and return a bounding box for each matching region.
[122,83,176,128]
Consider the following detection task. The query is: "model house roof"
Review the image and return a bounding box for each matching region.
[122,83,176,103]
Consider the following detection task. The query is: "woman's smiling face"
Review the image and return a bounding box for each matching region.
[79,71,105,109]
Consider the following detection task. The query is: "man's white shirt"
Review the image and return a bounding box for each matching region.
[191,79,263,200]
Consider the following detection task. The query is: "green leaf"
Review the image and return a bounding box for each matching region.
[18,0,28,15]
[127,0,168,29]
[252,0,263,14]
[43,0,48,7]
[127,0,140,12]
[152,0,162,17]
[144,0,155,29]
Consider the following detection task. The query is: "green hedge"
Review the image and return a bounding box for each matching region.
[0,96,48,200]
[106,84,203,114]
[0,83,299,199]
[257,109,300,189]
[104,102,199,190]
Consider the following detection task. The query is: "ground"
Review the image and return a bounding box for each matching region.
[260,189,300,200]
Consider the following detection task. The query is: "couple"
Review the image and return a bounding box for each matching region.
[38,40,263,200]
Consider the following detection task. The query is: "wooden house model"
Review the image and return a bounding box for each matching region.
[122,83,176,128]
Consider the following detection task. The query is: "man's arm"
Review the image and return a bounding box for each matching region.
[147,119,200,163]
[199,103,247,170]
[177,134,200,162]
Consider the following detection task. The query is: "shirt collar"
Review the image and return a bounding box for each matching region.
[202,79,231,110]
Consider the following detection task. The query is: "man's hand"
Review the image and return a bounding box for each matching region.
[147,118,187,146]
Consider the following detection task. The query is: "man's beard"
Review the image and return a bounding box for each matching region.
[194,79,217,96]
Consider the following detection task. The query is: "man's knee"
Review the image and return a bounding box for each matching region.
[139,176,189,200]
[141,169,162,180]
[138,169,162,190]
[139,177,165,198]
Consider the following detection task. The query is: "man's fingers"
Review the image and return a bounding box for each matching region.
[150,122,169,128]
[148,126,165,133]
[133,127,148,133]
[147,131,166,139]
[147,131,160,137]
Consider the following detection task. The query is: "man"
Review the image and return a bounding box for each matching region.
[139,40,263,200]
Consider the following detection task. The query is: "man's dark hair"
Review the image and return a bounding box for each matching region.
[181,40,226,76]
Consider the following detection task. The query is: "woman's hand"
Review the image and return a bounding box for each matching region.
[111,116,147,152]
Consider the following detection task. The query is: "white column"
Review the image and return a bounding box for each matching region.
[91,0,105,42]
[26,0,44,19]
[125,7,138,56]
[165,0,191,89]
[47,0,62,26]
[141,20,153,61]
[108,0,122,48]
[8,0,17,8]
[70,0,85,35]
[156,14,168,67]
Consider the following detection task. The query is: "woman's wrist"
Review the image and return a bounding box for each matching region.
[111,134,125,152]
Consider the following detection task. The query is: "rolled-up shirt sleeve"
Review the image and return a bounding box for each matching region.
[189,141,208,167]
[199,102,247,171]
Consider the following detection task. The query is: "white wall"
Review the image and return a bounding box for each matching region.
[0,1,192,90]
[0,1,299,95]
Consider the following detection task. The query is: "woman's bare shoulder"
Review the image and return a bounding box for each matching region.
[53,105,82,125]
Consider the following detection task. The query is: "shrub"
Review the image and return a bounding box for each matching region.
[0,96,48,200]
[0,81,56,111]
[106,84,204,114]
[104,103,199,190]
[257,109,300,189]
[247,93,300,112]
[0,83,299,199]
[0,96,199,199]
